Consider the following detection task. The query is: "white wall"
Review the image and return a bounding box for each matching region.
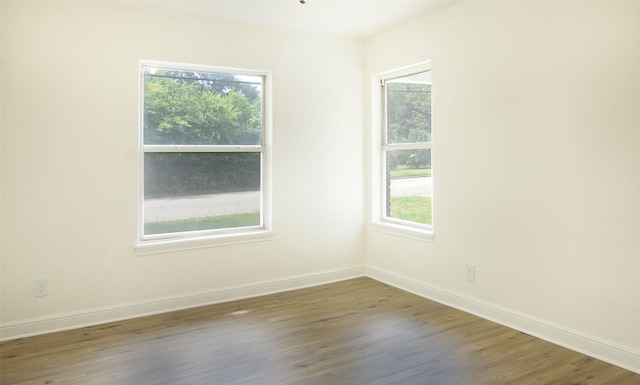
[0,1,365,336]
[365,1,640,371]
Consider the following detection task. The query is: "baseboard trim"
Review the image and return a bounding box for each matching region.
[0,266,366,342]
[365,265,640,375]
[3,264,638,375]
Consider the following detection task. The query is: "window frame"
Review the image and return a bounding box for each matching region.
[371,61,434,241]
[136,61,273,254]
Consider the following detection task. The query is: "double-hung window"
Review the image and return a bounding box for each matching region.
[374,62,433,239]
[138,62,271,248]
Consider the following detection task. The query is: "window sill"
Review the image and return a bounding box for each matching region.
[370,221,434,243]
[135,230,275,256]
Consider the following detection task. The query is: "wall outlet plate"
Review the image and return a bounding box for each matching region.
[465,264,476,282]
[33,279,48,297]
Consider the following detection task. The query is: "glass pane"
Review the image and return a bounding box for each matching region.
[385,149,432,225]
[386,71,431,144]
[143,67,263,145]
[143,152,261,236]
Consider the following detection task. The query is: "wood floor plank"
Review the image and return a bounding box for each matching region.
[1,277,638,384]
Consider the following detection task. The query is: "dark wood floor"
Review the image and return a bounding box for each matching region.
[1,277,638,385]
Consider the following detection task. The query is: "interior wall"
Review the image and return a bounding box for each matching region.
[364,0,640,366]
[2,0,639,372]
[0,1,365,333]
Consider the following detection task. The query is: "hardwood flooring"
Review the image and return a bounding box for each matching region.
[1,277,638,384]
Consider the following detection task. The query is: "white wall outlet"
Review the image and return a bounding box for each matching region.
[33,279,48,297]
[465,264,476,282]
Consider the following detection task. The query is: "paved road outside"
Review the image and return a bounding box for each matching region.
[390,176,432,197]
[144,177,432,223]
[144,191,260,223]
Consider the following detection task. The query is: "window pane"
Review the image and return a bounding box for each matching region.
[143,152,261,236]
[143,67,263,145]
[386,71,431,144]
[385,149,432,225]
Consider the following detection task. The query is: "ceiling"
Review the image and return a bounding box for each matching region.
[150,0,458,39]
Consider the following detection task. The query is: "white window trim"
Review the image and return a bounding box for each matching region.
[371,61,434,241]
[135,61,274,255]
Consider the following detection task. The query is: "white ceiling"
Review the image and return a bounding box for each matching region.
[149,0,458,38]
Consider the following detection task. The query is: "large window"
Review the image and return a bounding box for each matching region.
[374,62,432,237]
[139,63,270,244]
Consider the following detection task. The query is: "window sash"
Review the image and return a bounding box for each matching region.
[140,151,265,241]
[381,71,432,147]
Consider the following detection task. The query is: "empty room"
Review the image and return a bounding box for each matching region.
[1,0,639,383]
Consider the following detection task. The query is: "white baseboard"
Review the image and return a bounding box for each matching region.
[365,265,640,375]
[0,266,365,342]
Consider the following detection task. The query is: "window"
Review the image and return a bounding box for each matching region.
[138,62,271,247]
[373,62,433,238]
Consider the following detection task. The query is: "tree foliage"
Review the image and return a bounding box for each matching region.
[143,69,262,145]
[386,82,432,169]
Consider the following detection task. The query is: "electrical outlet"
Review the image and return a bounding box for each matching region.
[465,264,476,282]
[33,279,48,297]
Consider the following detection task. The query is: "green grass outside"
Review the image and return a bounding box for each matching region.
[145,212,260,235]
[390,167,431,179]
[390,196,432,225]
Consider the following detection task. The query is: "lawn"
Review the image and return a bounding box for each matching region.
[145,212,260,235]
[390,196,432,225]
[389,166,431,179]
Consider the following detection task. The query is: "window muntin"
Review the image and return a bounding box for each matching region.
[381,68,432,230]
[140,63,268,242]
